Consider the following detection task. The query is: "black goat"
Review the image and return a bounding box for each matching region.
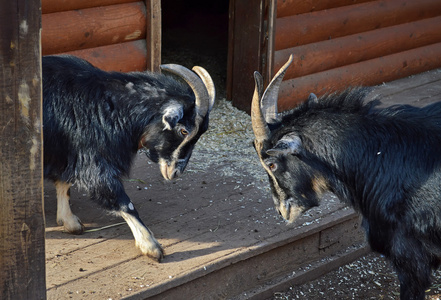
[43,55,215,261]
[251,55,441,299]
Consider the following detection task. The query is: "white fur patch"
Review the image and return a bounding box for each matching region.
[55,181,83,234]
[143,83,165,98]
[162,100,183,130]
[125,82,136,94]
[128,202,134,210]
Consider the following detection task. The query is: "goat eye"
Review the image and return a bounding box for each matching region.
[180,128,189,136]
[267,162,277,171]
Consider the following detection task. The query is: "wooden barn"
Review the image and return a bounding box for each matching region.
[2,0,441,299]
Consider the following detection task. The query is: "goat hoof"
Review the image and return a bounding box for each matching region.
[137,242,164,262]
[67,223,85,235]
[61,215,85,235]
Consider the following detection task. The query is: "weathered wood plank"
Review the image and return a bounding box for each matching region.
[275,0,441,50]
[42,2,146,55]
[275,16,441,81]
[373,69,441,107]
[46,177,356,300]
[0,0,45,299]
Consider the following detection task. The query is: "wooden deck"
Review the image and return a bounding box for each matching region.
[45,68,441,300]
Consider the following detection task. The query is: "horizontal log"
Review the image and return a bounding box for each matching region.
[277,42,441,111]
[63,40,147,72]
[42,0,137,14]
[277,0,373,18]
[275,16,441,80]
[42,2,146,55]
[275,0,441,50]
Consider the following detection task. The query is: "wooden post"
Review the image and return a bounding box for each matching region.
[146,0,162,72]
[0,0,46,299]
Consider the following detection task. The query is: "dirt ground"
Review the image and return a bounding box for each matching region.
[270,252,441,300]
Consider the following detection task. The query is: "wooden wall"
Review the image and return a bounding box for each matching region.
[275,0,441,110]
[41,0,161,72]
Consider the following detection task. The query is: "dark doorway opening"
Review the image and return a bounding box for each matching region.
[161,1,229,99]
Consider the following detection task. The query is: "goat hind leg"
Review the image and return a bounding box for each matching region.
[392,246,431,300]
[55,181,84,234]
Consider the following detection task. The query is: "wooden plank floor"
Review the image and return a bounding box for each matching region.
[45,68,441,300]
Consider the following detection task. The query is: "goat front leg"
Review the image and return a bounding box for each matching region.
[55,181,84,234]
[90,179,164,261]
[120,204,164,261]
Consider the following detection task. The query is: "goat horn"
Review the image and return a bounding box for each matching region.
[160,64,210,117]
[192,66,216,113]
[251,71,270,143]
[261,54,293,124]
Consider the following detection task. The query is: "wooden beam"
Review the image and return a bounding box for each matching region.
[275,0,441,50]
[275,16,441,80]
[0,0,46,299]
[66,40,147,72]
[276,0,374,17]
[42,2,147,55]
[277,42,441,110]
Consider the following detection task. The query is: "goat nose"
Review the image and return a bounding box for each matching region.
[169,169,179,180]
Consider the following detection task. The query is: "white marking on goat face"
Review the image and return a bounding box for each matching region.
[128,202,134,210]
[162,100,183,130]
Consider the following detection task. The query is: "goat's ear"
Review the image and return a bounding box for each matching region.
[162,101,184,130]
[266,133,302,156]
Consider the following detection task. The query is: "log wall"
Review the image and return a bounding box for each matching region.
[275,0,441,110]
[41,0,160,72]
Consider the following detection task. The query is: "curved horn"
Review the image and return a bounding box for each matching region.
[192,66,216,113]
[251,71,270,143]
[261,54,293,124]
[160,64,210,117]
